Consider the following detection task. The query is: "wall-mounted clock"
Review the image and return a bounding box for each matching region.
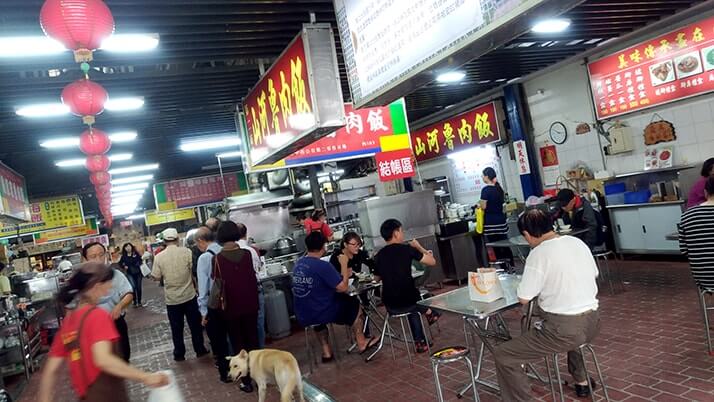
[549,121,568,145]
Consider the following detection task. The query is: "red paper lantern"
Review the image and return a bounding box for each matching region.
[80,129,111,155]
[39,0,115,62]
[95,183,111,194]
[86,155,111,172]
[89,171,111,186]
[62,79,108,125]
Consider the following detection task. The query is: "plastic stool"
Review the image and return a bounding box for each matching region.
[377,311,430,365]
[304,324,340,374]
[430,346,479,402]
[545,343,610,402]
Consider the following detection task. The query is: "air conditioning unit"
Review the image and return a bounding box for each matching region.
[608,126,634,154]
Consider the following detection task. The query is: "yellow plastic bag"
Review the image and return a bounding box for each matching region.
[475,208,484,234]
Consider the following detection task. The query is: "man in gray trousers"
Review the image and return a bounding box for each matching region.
[494,209,601,401]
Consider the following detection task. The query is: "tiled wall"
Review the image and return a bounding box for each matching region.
[515,61,714,190]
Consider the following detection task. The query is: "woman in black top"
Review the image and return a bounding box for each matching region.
[119,243,143,307]
[479,167,514,265]
[328,232,376,275]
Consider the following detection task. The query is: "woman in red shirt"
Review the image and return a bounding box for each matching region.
[38,262,168,402]
[303,209,333,241]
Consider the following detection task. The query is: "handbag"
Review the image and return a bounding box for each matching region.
[208,255,226,311]
[475,208,485,234]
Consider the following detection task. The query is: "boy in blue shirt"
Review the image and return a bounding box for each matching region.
[292,232,378,361]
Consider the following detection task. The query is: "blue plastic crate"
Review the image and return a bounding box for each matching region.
[624,190,652,204]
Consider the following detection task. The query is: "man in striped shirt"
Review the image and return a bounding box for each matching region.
[679,177,714,290]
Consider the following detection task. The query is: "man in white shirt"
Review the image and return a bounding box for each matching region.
[236,222,266,349]
[57,256,73,273]
[493,209,601,401]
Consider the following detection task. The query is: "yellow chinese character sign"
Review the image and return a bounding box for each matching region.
[0,195,84,239]
[410,101,504,162]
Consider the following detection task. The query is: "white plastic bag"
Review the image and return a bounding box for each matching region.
[140,263,151,277]
[467,268,504,303]
[147,370,184,402]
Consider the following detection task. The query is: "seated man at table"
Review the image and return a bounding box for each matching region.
[556,189,602,249]
[493,209,600,401]
[374,219,439,353]
[292,232,378,361]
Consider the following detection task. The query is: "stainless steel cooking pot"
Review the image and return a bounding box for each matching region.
[273,236,297,256]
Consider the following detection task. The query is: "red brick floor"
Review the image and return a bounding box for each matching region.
[16,259,714,401]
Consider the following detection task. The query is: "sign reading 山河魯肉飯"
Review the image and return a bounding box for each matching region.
[243,24,345,166]
[410,101,504,162]
[588,14,714,119]
[240,99,411,172]
[153,172,248,211]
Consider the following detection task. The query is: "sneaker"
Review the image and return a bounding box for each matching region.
[196,349,210,358]
[174,356,186,362]
[219,376,232,384]
[239,382,253,393]
[415,341,429,353]
[574,378,597,398]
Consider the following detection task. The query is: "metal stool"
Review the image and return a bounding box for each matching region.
[545,343,610,402]
[304,324,340,374]
[430,346,479,402]
[377,311,430,365]
[697,287,714,355]
[592,248,619,295]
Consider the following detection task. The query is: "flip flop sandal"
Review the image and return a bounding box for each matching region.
[359,336,380,354]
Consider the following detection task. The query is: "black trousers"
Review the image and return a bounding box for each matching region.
[114,315,130,362]
[126,271,143,305]
[166,297,207,359]
[206,308,257,383]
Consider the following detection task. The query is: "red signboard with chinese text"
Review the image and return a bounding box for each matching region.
[375,149,416,182]
[242,25,345,165]
[411,101,503,162]
[588,15,714,119]
[0,162,29,221]
[153,172,248,211]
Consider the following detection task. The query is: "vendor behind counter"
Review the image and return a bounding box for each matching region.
[303,209,334,241]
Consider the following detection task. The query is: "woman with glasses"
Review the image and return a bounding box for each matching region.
[329,232,375,275]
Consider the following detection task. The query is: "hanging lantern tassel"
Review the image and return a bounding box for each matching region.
[39,0,115,63]
[62,79,107,126]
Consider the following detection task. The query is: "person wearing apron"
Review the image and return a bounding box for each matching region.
[37,262,168,402]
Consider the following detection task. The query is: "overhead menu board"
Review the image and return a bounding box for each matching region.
[588,15,714,119]
[33,217,99,245]
[0,195,84,239]
[0,161,30,222]
[334,0,554,107]
[241,99,411,172]
[243,24,346,165]
[144,208,196,226]
[410,101,504,162]
[153,172,249,211]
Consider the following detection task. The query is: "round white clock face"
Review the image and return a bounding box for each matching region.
[550,122,568,144]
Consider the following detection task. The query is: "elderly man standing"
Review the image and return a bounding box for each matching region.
[493,209,600,401]
[236,222,266,348]
[151,228,209,361]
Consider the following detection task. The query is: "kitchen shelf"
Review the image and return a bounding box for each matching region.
[605,164,696,180]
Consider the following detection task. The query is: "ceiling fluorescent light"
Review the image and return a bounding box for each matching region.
[216,151,243,159]
[109,189,146,197]
[109,163,159,175]
[111,182,149,192]
[531,18,571,34]
[112,197,142,207]
[55,158,85,167]
[105,97,144,111]
[436,71,466,83]
[109,153,133,162]
[111,174,153,185]
[125,214,146,220]
[0,37,65,57]
[101,34,159,52]
[40,131,138,149]
[180,135,241,152]
[16,103,69,118]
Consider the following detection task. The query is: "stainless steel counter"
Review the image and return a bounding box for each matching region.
[607,200,684,209]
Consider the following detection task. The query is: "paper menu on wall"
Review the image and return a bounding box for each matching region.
[644,147,673,170]
[448,147,501,204]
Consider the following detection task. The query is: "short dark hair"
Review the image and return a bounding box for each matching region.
[517,209,553,238]
[195,226,215,243]
[556,188,576,206]
[81,242,106,258]
[236,223,248,240]
[380,219,402,241]
[310,209,326,221]
[341,232,362,248]
[305,231,327,252]
[216,221,241,244]
[705,177,714,196]
[701,158,714,177]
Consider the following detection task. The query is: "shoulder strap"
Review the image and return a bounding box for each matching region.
[207,249,216,256]
[75,306,99,389]
[212,253,222,280]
